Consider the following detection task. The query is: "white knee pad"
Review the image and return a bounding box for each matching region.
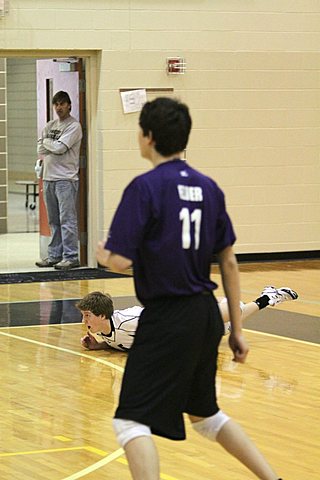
[192,410,230,441]
[112,418,152,448]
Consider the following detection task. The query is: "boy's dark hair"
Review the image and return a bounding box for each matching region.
[76,291,114,319]
[52,91,72,106]
[139,97,192,156]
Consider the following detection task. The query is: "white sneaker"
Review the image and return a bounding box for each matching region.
[54,259,80,270]
[261,286,298,306]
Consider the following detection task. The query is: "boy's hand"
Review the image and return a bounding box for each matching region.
[81,331,107,350]
[228,333,249,363]
[96,241,110,267]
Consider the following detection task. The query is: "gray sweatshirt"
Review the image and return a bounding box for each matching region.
[37,115,82,181]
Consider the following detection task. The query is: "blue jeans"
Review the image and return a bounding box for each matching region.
[43,180,79,261]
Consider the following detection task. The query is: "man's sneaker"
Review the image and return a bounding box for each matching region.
[54,259,80,271]
[261,285,298,306]
[35,258,61,268]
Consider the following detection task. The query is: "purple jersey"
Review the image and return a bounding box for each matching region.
[106,159,236,303]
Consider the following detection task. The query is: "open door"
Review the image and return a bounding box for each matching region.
[76,58,88,265]
[37,57,88,265]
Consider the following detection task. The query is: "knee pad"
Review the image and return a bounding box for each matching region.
[192,410,230,441]
[112,418,152,448]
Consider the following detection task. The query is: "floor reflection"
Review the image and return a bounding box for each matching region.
[217,350,297,398]
[0,299,82,328]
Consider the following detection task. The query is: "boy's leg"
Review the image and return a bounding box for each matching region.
[113,418,159,480]
[220,285,298,334]
[124,436,160,480]
[190,414,280,480]
[216,419,279,480]
[219,300,258,324]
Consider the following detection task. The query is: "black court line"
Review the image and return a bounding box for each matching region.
[0,295,318,344]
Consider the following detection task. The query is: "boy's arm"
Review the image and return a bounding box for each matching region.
[96,242,132,272]
[216,245,249,363]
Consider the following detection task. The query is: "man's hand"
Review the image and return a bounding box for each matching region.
[228,332,249,363]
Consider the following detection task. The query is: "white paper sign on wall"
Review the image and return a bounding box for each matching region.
[120,89,147,114]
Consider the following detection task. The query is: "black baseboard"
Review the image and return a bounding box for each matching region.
[235,250,320,263]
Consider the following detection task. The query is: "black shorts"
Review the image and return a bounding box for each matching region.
[114,292,224,440]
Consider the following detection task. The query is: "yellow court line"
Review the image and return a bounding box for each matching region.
[160,474,180,480]
[54,435,73,442]
[0,331,125,372]
[0,446,86,458]
[0,332,180,478]
[62,447,124,480]
[0,445,179,480]
[116,457,180,480]
[6,327,313,479]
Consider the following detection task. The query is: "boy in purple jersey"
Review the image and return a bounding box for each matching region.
[96,98,283,480]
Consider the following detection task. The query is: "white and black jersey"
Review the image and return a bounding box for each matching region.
[91,306,143,352]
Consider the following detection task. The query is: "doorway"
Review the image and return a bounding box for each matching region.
[3,55,88,272]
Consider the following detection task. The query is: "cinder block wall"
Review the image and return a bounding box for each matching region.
[0,58,7,233]
[7,58,38,192]
[1,1,319,254]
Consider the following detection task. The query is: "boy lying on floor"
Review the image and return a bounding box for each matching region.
[77,286,298,352]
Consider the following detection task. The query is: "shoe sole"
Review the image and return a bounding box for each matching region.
[54,265,80,270]
[36,263,60,268]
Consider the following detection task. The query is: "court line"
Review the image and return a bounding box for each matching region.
[0,442,179,480]
[0,445,105,458]
[115,457,179,480]
[2,328,315,479]
[0,331,125,372]
[243,328,320,347]
[0,446,83,458]
[0,330,181,479]
[62,447,124,480]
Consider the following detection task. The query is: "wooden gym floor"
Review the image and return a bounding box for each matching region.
[0,260,319,479]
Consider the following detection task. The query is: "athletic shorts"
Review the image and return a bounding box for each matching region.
[114,292,224,440]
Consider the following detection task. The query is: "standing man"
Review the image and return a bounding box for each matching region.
[36,91,82,271]
[97,98,283,480]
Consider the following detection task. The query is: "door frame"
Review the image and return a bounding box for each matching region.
[3,49,100,268]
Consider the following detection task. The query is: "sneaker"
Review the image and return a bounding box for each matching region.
[35,258,61,268]
[260,285,298,306]
[54,259,80,271]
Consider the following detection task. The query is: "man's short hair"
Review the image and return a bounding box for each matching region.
[76,291,114,319]
[52,91,71,105]
[139,97,192,157]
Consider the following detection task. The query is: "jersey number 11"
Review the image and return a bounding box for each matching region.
[179,208,202,250]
